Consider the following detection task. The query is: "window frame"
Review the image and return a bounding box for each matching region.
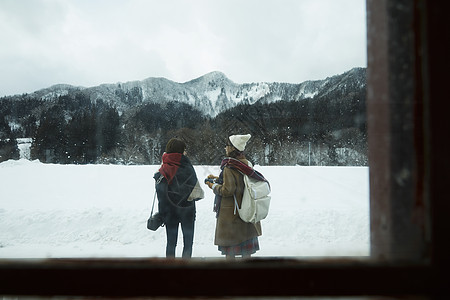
[1,0,449,298]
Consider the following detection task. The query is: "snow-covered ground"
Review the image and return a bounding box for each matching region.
[0,159,370,259]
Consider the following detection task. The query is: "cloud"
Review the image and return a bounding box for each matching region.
[0,0,366,96]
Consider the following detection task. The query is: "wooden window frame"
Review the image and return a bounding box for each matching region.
[1,1,449,298]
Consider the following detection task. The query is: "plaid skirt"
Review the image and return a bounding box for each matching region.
[218,237,260,256]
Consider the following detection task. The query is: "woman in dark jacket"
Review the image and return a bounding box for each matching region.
[205,134,262,259]
[154,138,204,258]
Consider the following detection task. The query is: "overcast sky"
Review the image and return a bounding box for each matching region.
[0,0,366,97]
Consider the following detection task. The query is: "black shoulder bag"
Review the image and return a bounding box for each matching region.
[147,174,165,231]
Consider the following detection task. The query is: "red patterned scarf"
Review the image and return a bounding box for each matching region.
[220,157,268,182]
[159,153,182,185]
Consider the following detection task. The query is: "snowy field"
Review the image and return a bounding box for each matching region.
[0,159,370,259]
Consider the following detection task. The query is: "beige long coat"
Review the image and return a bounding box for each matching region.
[212,158,262,246]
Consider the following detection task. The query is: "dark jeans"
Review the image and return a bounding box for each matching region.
[164,206,195,258]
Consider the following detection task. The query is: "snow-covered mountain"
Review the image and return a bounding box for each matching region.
[31,67,366,117]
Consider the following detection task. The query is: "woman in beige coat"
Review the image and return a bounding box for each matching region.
[205,134,262,259]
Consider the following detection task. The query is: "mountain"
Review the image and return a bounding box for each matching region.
[29,68,366,117]
[0,67,367,166]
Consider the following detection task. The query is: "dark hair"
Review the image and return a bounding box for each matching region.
[228,150,244,159]
[165,138,186,154]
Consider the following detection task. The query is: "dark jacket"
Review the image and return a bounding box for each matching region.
[154,153,204,222]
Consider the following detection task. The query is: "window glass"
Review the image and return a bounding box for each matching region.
[0,0,368,259]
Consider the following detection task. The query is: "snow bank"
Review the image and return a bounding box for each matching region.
[0,159,370,258]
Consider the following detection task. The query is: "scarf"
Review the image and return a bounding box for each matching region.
[220,157,268,183]
[159,152,182,185]
[213,157,268,217]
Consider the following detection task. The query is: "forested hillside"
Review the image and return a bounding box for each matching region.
[0,68,367,166]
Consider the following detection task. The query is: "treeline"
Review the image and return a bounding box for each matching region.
[0,116,20,161]
[210,89,367,166]
[0,87,367,166]
[32,97,120,164]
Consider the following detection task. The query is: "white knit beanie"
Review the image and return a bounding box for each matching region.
[229,134,251,152]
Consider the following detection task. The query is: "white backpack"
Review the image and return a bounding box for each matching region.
[234,162,271,223]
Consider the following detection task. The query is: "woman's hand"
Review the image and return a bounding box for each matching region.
[205,174,218,189]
